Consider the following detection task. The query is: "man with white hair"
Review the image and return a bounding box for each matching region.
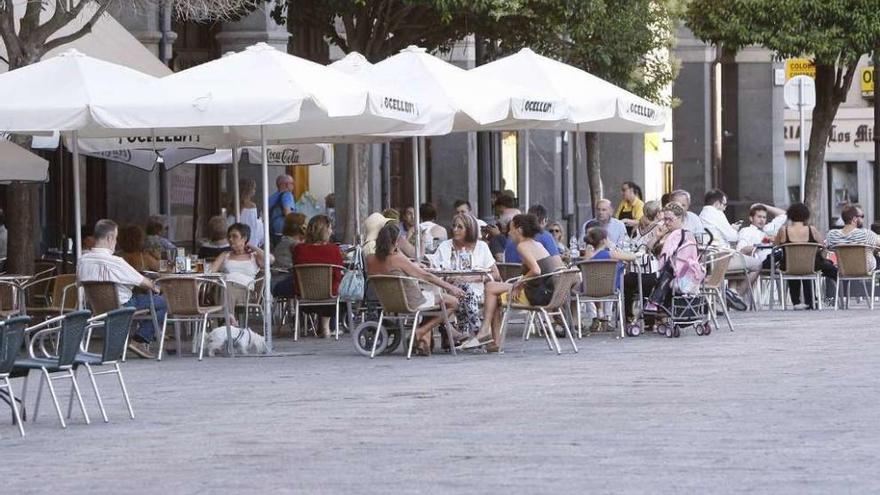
[669,189,706,236]
[581,199,627,246]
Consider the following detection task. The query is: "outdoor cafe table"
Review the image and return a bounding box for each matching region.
[146,270,237,357]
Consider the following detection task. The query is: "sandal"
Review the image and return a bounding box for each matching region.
[457,334,494,350]
[414,340,432,357]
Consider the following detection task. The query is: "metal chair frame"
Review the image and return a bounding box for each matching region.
[831,243,879,310]
[156,277,226,361]
[14,311,92,429]
[775,243,825,310]
[66,308,137,423]
[79,281,161,362]
[699,250,736,332]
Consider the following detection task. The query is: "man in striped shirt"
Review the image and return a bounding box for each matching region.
[77,219,167,358]
[826,204,880,270]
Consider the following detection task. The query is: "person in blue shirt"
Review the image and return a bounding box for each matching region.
[267,174,296,247]
[581,226,638,332]
[503,204,559,263]
[581,199,628,247]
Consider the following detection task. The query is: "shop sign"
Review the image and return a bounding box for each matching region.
[785,58,815,80]
[861,66,874,97]
[784,121,875,154]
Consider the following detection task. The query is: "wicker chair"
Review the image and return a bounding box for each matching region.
[13,311,92,428]
[292,264,344,341]
[23,274,78,319]
[238,276,265,330]
[573,260,624,338]
[0,315,30,438]
[724,251,757,310]
[80,281,162,360]
[155,277,225,361]
[778,243,824,310]
[700,251,735,332]
[26,263,57,307]
[498,268,582,354]
[368,274,454,359]
[832,244,879,310]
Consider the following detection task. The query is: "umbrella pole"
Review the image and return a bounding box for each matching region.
[72,131,82,261]
[232,146,241,222]
[353,144,361,243]
[259,126,273,353]
[523,129,530,209]
[412,137,421,259]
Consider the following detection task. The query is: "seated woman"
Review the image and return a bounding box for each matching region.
[631,200,662,248]
[774,202,836,309]
[291,215,344,338]
[546,221,567,255]
[366,222,463,356]
[461,214,564,351]
[198,215,231,260]
[209,223,272,322]
[623,202,705,321]
[429,212,501,339]
[118,224,160,272]
[272,212,306,271]
[581,226,637,331]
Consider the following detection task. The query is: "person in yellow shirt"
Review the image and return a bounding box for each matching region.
[615,181,644,235]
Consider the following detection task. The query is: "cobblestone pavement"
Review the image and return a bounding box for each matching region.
[2,309,879,494]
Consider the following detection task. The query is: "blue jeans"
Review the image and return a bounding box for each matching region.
[124,293,167,342]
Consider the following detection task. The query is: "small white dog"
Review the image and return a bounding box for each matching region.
[205,326,268,356]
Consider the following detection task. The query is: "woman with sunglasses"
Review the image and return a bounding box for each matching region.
[546,221,567,254]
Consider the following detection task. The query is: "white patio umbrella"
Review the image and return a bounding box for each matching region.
[471,48,667,206]
[0,139,49,183]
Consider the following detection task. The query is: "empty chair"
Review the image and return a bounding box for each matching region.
[69,308,137,423]
[700,251,735,332]
[13,311,92,428]
[0,316,30,438]
[156,277,225,361]
[498,268,581,354]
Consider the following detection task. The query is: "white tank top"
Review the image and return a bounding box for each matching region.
[223,254,259,288]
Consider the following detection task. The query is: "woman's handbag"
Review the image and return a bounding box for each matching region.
[523,275,554,306]
[339,245,365,302]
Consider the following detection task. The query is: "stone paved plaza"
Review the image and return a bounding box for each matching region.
[3,309,879,494]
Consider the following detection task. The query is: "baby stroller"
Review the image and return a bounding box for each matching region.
[630,231,712,338]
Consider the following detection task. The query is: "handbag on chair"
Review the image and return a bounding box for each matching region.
[339,245,365,302]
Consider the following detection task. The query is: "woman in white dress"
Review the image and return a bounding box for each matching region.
[429,213,500,341]
[227,178,265,248]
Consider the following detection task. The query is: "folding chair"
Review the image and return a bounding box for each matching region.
[13,311,92,428]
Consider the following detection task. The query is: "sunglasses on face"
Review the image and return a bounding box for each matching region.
[549,229,561,233]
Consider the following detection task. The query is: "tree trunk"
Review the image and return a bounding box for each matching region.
[804,64,848,223]
[6,133,38,275]
[343,143,370,244]
[584,131,603,207]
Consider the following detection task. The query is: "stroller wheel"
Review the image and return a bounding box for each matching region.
[626,324,641,337]
[383,326,402,354]
[660,324,672,338]
[673,326,681,338]
[352,321,388,357]
[695,324,704,336]
[703,323,712,336]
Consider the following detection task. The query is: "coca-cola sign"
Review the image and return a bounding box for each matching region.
[267,147,300,165]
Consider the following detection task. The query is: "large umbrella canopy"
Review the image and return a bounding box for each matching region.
[0,139,49,183]
[471,48,666,133]
[90,43,430,144]
[0,49,158,134]
[365,45,567,136]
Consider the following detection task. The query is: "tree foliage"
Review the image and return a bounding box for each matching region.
[685,0,880,215]
[277,0,514,61]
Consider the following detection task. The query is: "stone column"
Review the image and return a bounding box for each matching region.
[672,26,714,208]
